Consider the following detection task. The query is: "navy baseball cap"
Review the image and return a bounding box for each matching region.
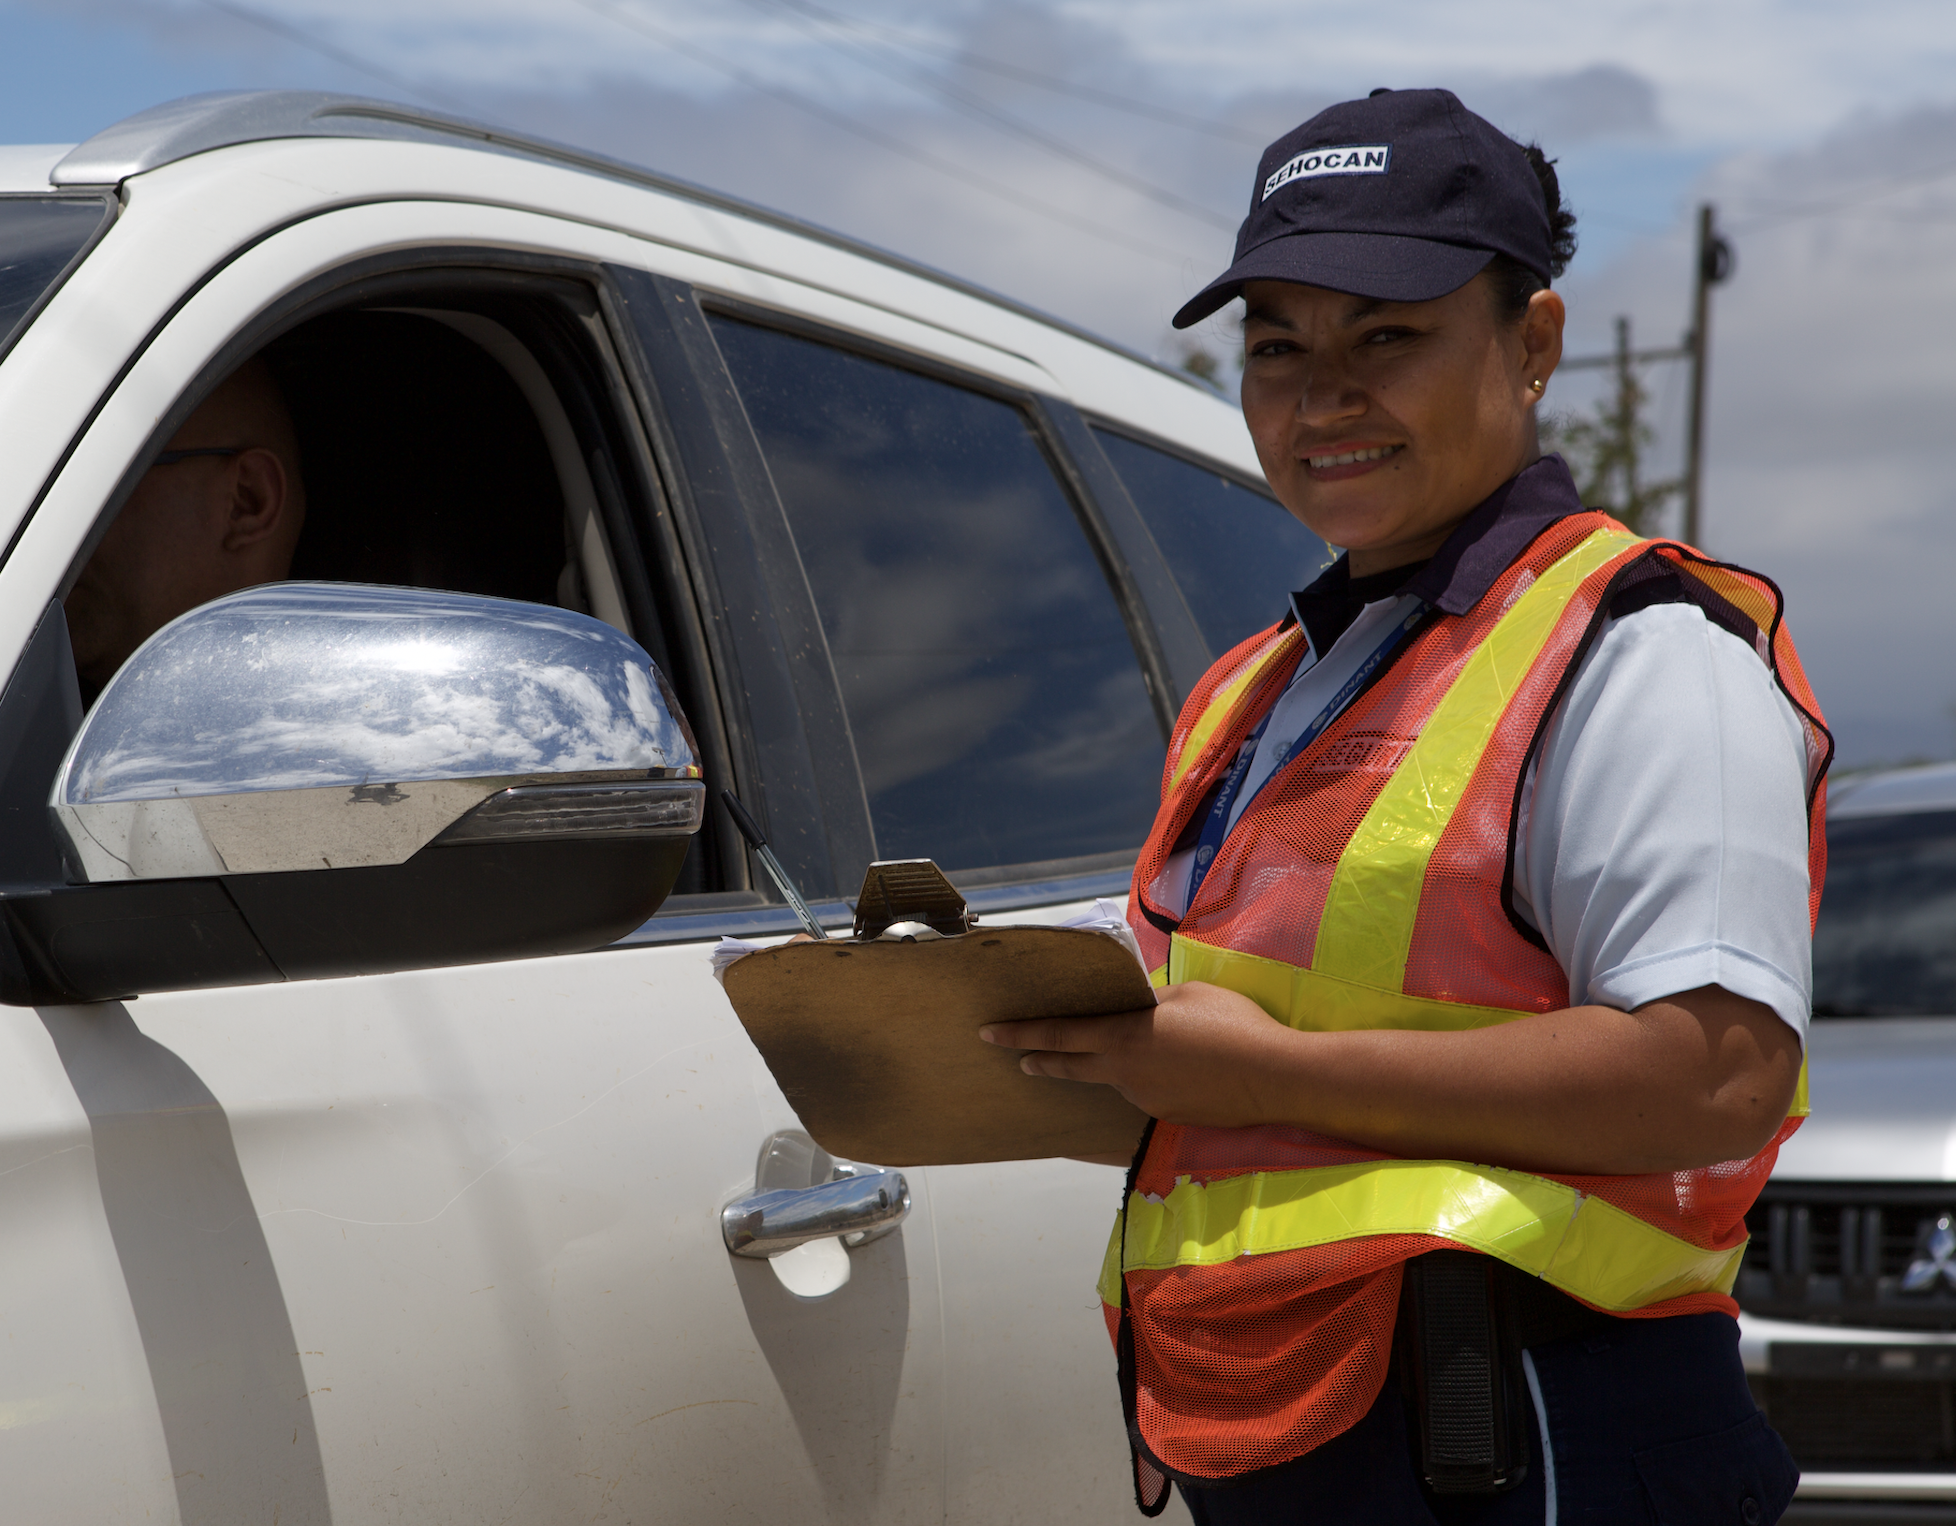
[1171,88,1553,329]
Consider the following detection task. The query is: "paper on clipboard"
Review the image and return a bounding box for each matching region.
[715,895,1154,1166]
[710,898,1143,982]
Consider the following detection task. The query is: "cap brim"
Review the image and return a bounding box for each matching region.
[1171,232,1497,329]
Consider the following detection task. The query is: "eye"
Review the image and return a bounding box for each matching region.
[1360,325,1421,348]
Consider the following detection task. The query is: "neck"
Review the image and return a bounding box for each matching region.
[1346,531,1452,579]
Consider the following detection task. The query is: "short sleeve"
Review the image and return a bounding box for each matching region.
[1512,602,1814,1043]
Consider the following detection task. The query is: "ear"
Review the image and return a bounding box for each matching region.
[220,448,289,552]
[1520,288,1566,408]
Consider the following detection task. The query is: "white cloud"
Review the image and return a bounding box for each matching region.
[1560,99,1956,765]
[1057,0,1956,146]
[39,0,1956,147]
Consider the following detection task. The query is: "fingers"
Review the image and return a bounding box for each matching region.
[1016,1047,1115,1084]
[981,1015,1146,1088]
[979,1014,1133,1053]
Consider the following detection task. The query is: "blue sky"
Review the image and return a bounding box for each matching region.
[6,0,1956,765]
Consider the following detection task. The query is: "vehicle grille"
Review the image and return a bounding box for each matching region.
[1749,1373,1955,1468]
[1738,1183,1956,1331]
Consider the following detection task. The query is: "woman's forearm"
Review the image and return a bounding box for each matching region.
[985,980,1803,1176]
[1240,987,1800,1174]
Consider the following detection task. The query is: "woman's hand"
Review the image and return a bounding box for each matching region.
[980,981,1292,1127]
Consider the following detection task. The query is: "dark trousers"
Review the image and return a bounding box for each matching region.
[1177,1312,1797,1525]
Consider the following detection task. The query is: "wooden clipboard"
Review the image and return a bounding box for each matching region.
[720,925,1153,1166]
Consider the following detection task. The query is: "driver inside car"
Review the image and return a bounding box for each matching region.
[64,354,307,701]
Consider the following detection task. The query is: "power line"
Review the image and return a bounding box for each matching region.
[746,0,1240,230]
[565,0,1211,267]
[198,0,478,117]
[758,0,1269,146]
[1726,157,1956,233]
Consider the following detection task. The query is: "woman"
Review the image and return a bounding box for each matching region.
[982,88,1827,1524]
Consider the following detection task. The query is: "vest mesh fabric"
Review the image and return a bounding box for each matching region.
[1113,515,1831,1485]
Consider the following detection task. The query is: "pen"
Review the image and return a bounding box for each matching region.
[720,790,831,941]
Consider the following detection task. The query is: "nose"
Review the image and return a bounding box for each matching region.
[1294,358,1366,429]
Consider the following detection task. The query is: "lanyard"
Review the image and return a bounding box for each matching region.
[1183,600,1428,911]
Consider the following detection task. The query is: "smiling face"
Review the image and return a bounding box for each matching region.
[1238,273,1564,575]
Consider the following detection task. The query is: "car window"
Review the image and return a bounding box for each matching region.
[0,195,113,360]
[1093,426,1330,659]
[60,289,725,903]
[709,316,1163,874]
[1811,808,1956,1017]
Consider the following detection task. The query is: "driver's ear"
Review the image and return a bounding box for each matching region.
[221,447,289,552]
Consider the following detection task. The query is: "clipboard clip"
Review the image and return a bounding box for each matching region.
[853,859,972,942]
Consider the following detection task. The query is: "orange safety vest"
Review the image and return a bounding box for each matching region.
[1105,510,1831,1504]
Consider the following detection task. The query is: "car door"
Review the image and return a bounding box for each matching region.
[649,289,1224,1523]
[0,194,949,1524]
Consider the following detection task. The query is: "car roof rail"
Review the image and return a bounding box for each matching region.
[48,89,1210,395]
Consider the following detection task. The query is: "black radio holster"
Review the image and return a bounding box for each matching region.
[1395,1249,1612,1496]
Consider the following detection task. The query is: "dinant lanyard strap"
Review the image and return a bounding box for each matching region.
[1183,601,1428,910]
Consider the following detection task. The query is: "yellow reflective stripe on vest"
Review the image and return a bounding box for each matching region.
[1119,1159,1745,1312]
[1311,528,1643,989]
[1168,627,1305,792]
[1172,934,1527,1032]
[1099,1213,1126,1308]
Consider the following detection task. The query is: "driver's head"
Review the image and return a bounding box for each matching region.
[65,354,307,692]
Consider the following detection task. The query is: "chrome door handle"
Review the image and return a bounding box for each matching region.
[722,1168,910,1258]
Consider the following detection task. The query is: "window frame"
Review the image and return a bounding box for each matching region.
[46,245,748,917]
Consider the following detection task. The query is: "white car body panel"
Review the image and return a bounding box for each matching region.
[0,1008,177,1519]
[0,123,1230,1520]
[8,916,1141,1522]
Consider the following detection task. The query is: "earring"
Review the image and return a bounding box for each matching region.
[1529,379,1546,393]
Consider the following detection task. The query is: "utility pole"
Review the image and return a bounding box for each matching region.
[1681,203,1735,548]
[1613,315,1639,513]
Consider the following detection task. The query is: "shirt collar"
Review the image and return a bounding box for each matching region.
[1287,452,1587,630]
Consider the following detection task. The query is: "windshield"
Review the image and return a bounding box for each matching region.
[1812,808,1956,1017]
[0,195,114,362]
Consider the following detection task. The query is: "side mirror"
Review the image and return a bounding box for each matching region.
[1,583,703,1004]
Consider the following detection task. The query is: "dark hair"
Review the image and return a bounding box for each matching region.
[1487,141,1578,321]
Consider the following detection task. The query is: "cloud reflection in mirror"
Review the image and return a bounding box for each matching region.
[58,583,698,805]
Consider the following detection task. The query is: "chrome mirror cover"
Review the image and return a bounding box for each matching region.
[51,582,702,881]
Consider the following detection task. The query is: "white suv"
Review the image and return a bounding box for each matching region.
[0,91,1326,1523]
